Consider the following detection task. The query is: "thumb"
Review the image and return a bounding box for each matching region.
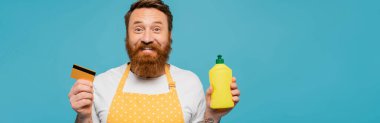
[206,87,213,102]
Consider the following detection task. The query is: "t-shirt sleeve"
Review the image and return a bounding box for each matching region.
[91,74,106,123]
[190,73,206,123]
[91,102,100,123]
[191,89,206,123]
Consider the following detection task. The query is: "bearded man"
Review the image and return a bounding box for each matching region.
[68,0,240,123]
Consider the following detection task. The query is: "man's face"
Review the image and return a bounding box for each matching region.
[126,8,172,78]
[127,8,171,58]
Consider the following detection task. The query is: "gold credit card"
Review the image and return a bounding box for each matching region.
[70,64,96,82]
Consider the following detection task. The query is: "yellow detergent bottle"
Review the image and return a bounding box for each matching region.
[209,55,234,109]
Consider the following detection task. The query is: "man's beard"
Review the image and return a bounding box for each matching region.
[126,39,171,78]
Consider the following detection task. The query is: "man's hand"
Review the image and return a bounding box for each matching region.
[68,79,93,123]
[204,77,240,123]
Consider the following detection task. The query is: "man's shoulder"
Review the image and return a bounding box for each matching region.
[170,64,205,102]
[170,64,202,85]
[170,65,199,79]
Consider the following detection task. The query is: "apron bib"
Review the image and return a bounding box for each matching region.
[107,64,185,123]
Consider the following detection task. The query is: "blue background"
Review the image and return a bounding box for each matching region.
[1,0,379,122]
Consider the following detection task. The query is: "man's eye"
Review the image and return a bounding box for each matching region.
[153,27,161,32]
[134,27,144,33]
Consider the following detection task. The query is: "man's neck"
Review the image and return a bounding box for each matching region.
[129,64,166,79]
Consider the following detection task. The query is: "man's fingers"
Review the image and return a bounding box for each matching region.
[71,84,93,96]
[68,80,93,98]
[231,77,240,105]
[232,96,240,104]
[230,83,238,90]
[70,92,93,103]
[77,79,93,87]
[206,87,213,104]
[231,89,240,96]
[71,99,92,110]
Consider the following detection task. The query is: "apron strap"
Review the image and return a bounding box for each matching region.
[164,64,176,89]
[116,63,131,93]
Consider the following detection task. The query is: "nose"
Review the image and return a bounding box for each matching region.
[141,31,153,44]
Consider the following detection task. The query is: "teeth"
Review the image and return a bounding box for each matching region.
[143,47,152,50]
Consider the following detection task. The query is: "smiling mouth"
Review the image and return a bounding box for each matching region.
[140,47,156,54]
[142,47,152,50]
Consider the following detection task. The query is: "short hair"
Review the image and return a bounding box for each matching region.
[124,0,173,33]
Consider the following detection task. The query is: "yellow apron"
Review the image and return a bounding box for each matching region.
[107,64,185,123]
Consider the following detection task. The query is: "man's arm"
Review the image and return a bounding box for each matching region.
[75,114,92,123]
[203,111,221,123]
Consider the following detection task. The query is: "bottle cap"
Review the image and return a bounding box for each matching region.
[216,55,224,64]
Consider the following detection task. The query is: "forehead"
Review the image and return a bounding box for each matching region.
[129,8,168,24]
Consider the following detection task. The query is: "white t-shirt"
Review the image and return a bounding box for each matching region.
[91,64,206,123]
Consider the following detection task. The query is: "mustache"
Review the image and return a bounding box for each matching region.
[136,43,161,51]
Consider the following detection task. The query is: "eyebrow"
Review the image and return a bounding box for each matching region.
[132,21,163,25]
[133,21,143,25]
[153,21,163,25]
